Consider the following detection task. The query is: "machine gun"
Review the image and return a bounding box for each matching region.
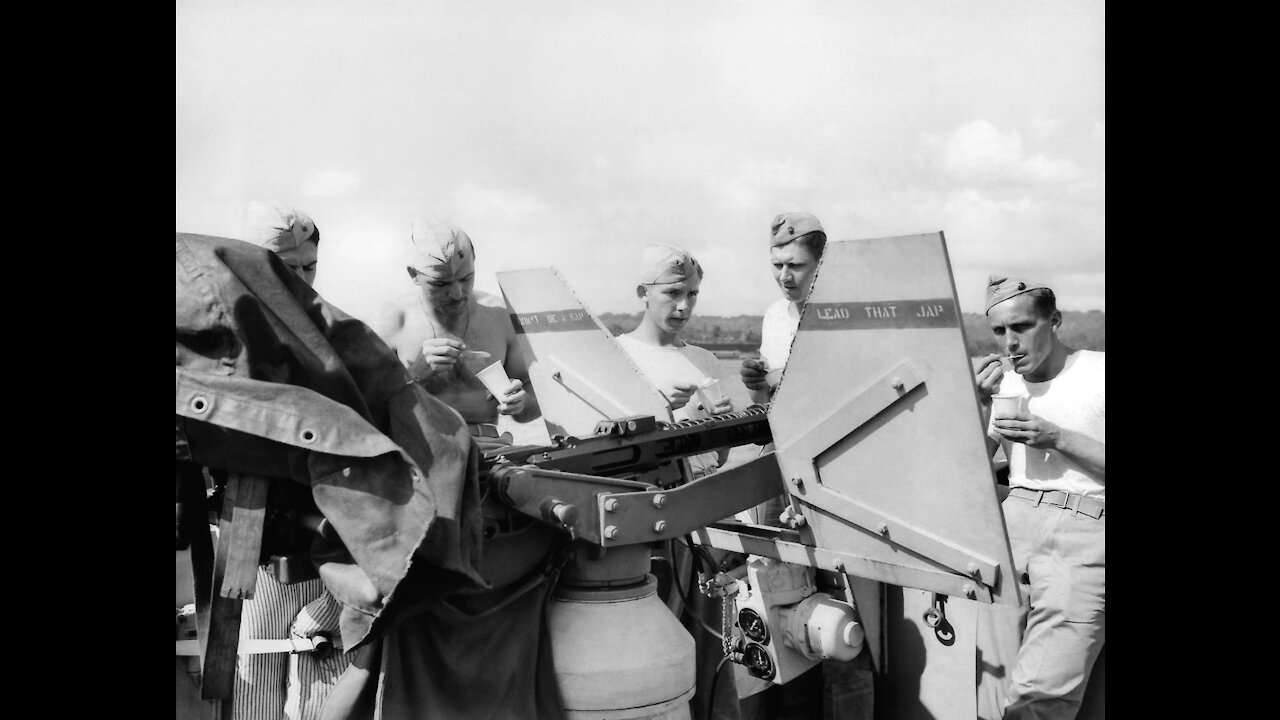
[489,233,1022,720]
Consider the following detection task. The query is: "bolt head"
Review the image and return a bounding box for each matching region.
[653,521,666,533]
[604,498,619,512]
[604,525,619,539]
[653,493,667,508]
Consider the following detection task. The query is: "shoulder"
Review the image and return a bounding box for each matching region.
[680,340,713,357]
[473,289,507,310]
[471,291,516,336]
[763,298,790,319]
[1072,349,1105,375]
[680,342,719,367]
[472,291,513,325]
[363,297,412,340]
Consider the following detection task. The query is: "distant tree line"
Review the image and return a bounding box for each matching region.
[600,309,1104,355]
[963,309,1105,355]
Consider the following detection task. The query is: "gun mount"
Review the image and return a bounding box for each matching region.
[491,233,1020,720]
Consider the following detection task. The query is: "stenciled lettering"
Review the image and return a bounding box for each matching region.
[801,299,957,331]
[511,308,600,334]
[863,305,898,319]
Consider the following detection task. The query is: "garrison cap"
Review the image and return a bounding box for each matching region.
[638,243,704,285]
[407,217,476,284]
[244,201,317,253]
[769,212,825,248]
[985,275,1052,314]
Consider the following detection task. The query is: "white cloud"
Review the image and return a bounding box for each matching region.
[454,183,551,220]
[720,158,817,210]
[930,120,1083,185]
[1029,114,1065,141]
[178,4,1104,317]
[303,168,362,197]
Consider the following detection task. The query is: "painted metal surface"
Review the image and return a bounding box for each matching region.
[496,267,672,439]
[768,232,1020,608]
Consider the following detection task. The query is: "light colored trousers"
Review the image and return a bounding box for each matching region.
[977,494,1105,720]
[235,568,352,720]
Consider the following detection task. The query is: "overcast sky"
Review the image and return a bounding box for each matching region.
[176,0,1104,323]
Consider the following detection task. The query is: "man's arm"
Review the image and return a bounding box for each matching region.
[991,416,1105,478]
[501,317,540,422]
[972,354,1003,459]
[1053,428,1105,478]
[363,302,409,358]
[740,358,771,405]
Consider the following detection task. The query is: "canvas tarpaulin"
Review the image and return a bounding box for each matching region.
[175,233,566,719]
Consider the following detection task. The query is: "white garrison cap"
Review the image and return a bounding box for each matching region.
[244,201,317,253]
[407,217,476,283]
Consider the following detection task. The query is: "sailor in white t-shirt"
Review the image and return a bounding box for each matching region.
[614,243,733,478]
[739,211,827,406]
[972,275,1105,720]
[733,212,877,720]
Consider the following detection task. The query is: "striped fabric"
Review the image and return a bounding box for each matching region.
[234,567,351,720]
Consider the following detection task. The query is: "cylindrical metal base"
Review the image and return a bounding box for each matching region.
[550,575,696,719]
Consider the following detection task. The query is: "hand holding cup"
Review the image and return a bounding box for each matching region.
[476,361,525,415]
[665,381,698,412]
[695,378,733,417]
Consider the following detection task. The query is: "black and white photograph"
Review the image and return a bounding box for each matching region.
[176,2,1104,719]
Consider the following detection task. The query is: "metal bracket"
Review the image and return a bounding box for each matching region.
[544,354,635,421]
[775,360,999,586]
[689,523,994,603]
[594,452,785,547]
[791,489,999,586]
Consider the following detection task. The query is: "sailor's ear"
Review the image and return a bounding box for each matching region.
[635,284,648,301]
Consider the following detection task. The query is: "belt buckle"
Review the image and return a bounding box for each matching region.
[1067,494,1081,516]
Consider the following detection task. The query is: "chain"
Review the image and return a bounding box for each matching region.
[721,588,736,657]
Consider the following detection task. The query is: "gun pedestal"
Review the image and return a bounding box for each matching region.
[549,542,697,720]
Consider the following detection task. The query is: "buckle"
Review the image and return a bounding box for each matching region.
[1066,494,1105,519]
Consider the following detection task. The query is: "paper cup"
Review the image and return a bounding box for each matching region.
[475,360,513,398]
[991,394,1023,420]
[695,378,727,416]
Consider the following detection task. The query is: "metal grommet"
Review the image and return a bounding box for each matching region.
[300,428,318,444]
[189,396,210,414]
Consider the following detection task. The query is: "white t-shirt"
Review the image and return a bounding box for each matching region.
[758,298,800,373]
[988,350,1105,499]
[614,334,729,476]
